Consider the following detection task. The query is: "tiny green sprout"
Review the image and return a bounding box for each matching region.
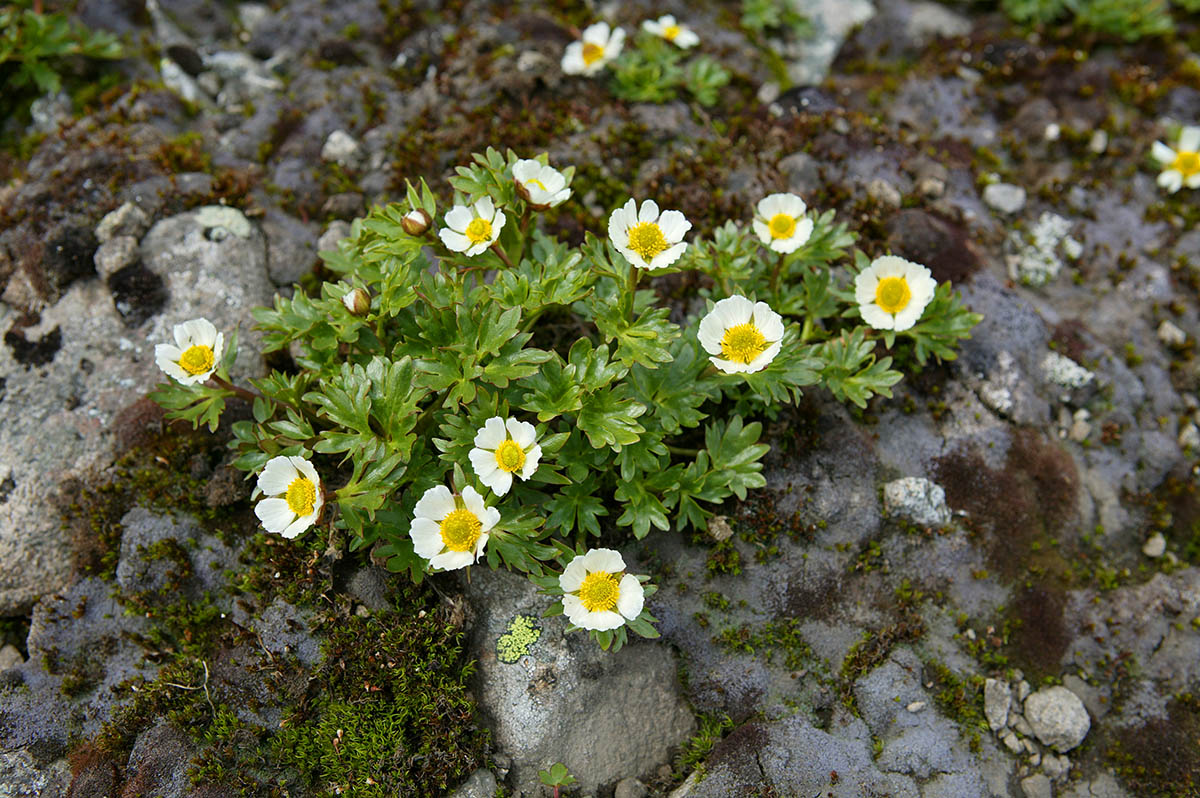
[538,762,577,797]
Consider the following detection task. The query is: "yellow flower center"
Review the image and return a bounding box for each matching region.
[768,213,796,240]
[720,323,768,365]
[465,217,493,245]
[439,508,482,552]
[664,25,681,40]
[582,42,604,66]
[579,571,620,613]
[179,344,214,376]
[1170,150,1200,178]
[626,222,668,263]
[285,477,316,516]
[526,178,548,192]
[875,276,912,314]
[494,439,526,473]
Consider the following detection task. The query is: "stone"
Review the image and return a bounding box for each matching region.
[1089,130,1109,154]
[0,749,71,798]
[1021,773,1053,798]
[95,202,151,243]
[778,151,821,196]
[1024,686,1090,752]
[883,477,952,527]
[259,208,318,286]
[0,645,22,672]
[194,205,254,239]
[1042,753,1070,780]
[1007,212,1073,286]
[1000,729,1023,754]
[614,777,648,798]
[784,0,875,86]
[1179,423,1200,451]
[446,768,497,798]
[318,220,352,254]
[465,569,694,794]
[122,722,197,798]
[321,130,363,168]
[1157,320,1187,347]
[867,178,902,210]
[1142,532,1167,558]
[905,2,971,47]
[984,678,1011,731]
[93,235,140,280]
[159,57,209,104]
[1042,352,1095,393]
[983,183,1027,215]
[29,92,72,134]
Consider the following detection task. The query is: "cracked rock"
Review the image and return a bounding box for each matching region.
[1024,686,1090,752]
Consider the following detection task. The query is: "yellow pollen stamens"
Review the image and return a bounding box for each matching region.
[664,25,681,40]
[768,213,796,240]
[582,42,604,66]
[179,344,214,376]
[465,217,493,245]
[494,439,526,473]
[285,477,316,516]
[527,178,548,191]
[875,276,912,314]
[579,571,621,613]
[720,322,768,365]
[439,508,482,553]
[1170,150,1200,178]
[626,222,668,263]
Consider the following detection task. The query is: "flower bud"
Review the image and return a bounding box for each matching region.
[342,287,370,316]
[401,208,432,236]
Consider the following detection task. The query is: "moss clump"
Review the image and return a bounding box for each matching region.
[266,587,488,797]
[924,660,986,752]
[1107,693,1200,796]
[674,711,733,775]
[713,617,820,671]
[496,614,541,664]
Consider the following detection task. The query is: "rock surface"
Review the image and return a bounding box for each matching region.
[1024,686,1091,752]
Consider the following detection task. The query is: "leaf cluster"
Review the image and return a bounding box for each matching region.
[610,33,731,107]
[989,0,1183,40]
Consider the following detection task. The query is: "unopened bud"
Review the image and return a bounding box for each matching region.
[401,208,432,236]
[342,287,370,315]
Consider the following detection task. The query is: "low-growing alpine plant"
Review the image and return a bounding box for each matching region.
[151,147,981,651]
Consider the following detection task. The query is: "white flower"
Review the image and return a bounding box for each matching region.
[254,456,323,538]
[410,485,499,571]
[342,286,370,315]
[513,159,571,208]
[439,197,506,256]
[562,22,625,76]
[401,208,432,236]
[697,295,784,374]
[854,255,938,332]
[155,318,224,385]
[641,15,699,48]
[559,548,645,632]
[608,198,691,270]
[468,416,542,497]
[752,193,814,254]
[1152,126,1200,194]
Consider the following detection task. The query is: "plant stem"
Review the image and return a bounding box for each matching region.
[666,444,700,457]
[490,242,515,269]
[800,317,815,343]
[770,251,787,299]
[210,374,260,404]
[628,267,640,323]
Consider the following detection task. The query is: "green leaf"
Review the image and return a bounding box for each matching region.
[704,415,769,500]
[898,283,983,365]
[518,354,583,422]
[577,385,646,449]
[817,329,904,408]
[545,481,609,538]
[615,476,673,539]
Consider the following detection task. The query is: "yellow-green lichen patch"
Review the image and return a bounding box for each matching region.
[497,614,542,664]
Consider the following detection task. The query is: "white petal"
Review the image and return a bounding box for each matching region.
[512,159,539,182]
[506,418,537,448]
[480,468,513,497]
[583,547,625,574]
[1152,141,1177,164]
[582,21,610,45]
[489,209,506,241]
[561,45,585,74]
[461,485,487,519]
[715,295,754,326]
[291,457,320,488]
[617,574,645,619]
[469,447,501,481]
[414,485,456,521]
[579,609,625,631]
[642,19,664,36]
[439,229,471,252]
[255,498,294,534]
[675,29,700,48]
[657,210,691,242]
[748,339,782,372]
[480,506,501,532]
[751,219,771,244]
[648,241,687,270]
[892,303,925,332]
[709,355,744,374]
[443,205,473,232]
[854,270,879,304]
[475,417,507,449]
[474,529,490,558]
[753,303,785,340]
[1186,172,1200,189]
[607,27,625,58]
[1180,126,1200,153]
[637,199,660,224]
[697,316,724,355]
[430,550,475,571]
[519,445,542,480]
[410,518,444,558]
[1159,170,1183,193]
[860,304,895,330]
[475,196,495,219]
[258,456,300,495]
[560,556,588,591]
[281,515,314,539]
[562,594,586,625]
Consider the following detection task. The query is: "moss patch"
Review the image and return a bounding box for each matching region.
[1107,693,1200,797]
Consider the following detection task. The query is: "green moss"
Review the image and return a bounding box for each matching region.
[705,539,742,576]
[496,614,541,664]
[1107,693,1200,796]
[713,617,820,671]
[674,711,733,775]
[924,660,986,752]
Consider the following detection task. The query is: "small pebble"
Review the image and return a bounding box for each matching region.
[983,182,1026,214]
[906,701,926,713]
[1089,130,1108,154]
[1158,319,1187,347]
[1142,532,1167,559]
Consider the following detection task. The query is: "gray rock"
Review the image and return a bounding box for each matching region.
[1021,773,1053,798]
[614,777,648,798]
[159,57,209,104]
[983,183,1027,215]
[777,151,821,197]
[786,0,875,86]
[0,749,71,798]
[95,202,151,243]
[1042,752,1070,780]
[1006,212,1073,286]
[321,130,363,168]
[867,178,902,210]
[124,722,197,798]
[447,768,497,798]
[883,477,952,527]
[29,92,73,134]
[260,208,318,286]
[1157,319,1187,347]
[906,2,972,47]
[1024,686,1090,752]
[0,645,22,672]
[318,220,353,254]
[94,235,140,280]
[984,678,1011,731]
[466,569,694,793]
